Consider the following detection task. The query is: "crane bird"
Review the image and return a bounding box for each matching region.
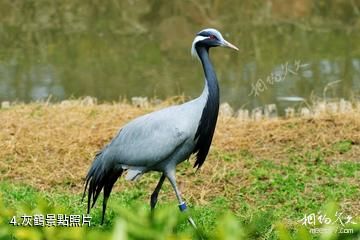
[83,28,238,225]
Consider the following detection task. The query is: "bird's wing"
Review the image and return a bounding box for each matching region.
[103,105,194,168]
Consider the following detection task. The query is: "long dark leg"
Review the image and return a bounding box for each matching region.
[150,173,166,210]
[166,170,198,230]
[101,169,123,225]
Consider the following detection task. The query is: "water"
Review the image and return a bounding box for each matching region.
[0,0,359,113]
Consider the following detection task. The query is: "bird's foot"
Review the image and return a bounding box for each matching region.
[178,202,199,229]
[187,216,198,229]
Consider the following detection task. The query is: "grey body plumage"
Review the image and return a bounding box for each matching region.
[83,28,238,224]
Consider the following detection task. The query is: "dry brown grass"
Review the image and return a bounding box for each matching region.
[0,100,359,212]
[216,114,360,162]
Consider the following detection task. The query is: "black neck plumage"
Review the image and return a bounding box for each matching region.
[193,46,220,169]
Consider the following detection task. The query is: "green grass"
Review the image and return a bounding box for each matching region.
[0,148,359,239]
[332,140,353,154]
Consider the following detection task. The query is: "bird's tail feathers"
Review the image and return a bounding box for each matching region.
[82,149,123,224]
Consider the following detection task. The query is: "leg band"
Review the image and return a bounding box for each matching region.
[178,202,187,212]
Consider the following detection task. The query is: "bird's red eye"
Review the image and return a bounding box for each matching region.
[209,35,216,40]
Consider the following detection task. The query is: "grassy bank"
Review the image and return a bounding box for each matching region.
[0,100,359,239]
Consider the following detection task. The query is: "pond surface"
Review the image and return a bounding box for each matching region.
[0,1,359,113]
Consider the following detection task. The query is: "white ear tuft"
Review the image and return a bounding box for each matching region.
[191,35,209,59]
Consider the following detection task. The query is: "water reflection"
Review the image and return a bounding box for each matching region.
[0,0,359,114]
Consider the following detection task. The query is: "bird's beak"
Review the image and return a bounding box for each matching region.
[222,39,239,51]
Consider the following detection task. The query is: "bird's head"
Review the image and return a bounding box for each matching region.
[191,28,238,58]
